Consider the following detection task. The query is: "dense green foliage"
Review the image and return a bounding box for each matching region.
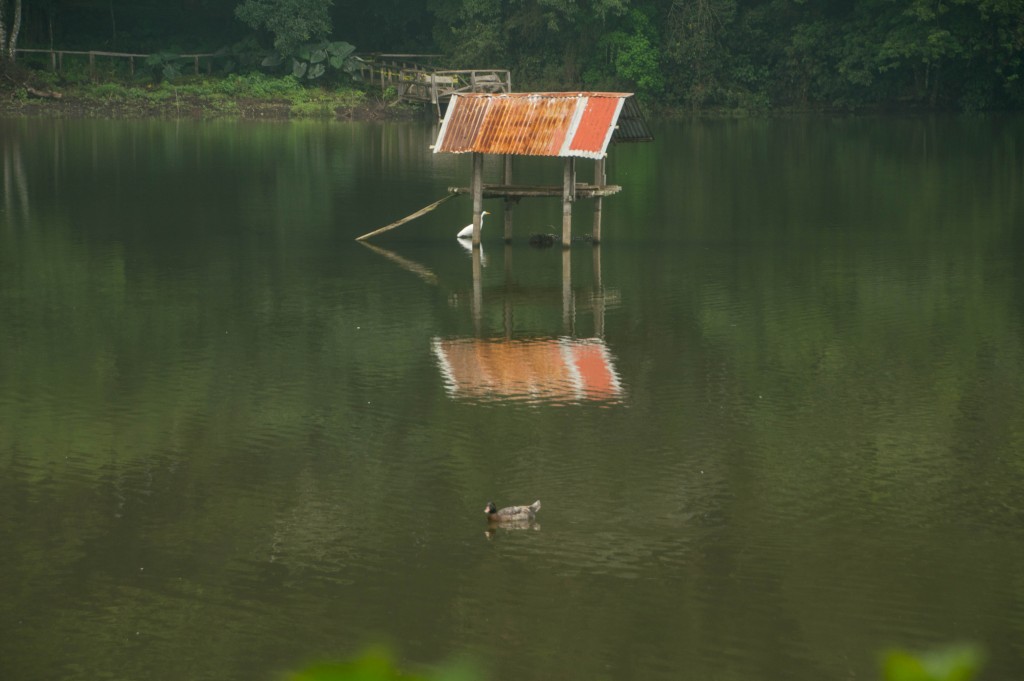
[8,0,1024,110]
[235,0,333,54]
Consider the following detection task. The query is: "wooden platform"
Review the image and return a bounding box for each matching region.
[448,183,622,199]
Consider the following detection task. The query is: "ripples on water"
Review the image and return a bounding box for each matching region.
[2,117,1023,681]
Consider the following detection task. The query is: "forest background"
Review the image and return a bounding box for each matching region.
[1,0,1022,113]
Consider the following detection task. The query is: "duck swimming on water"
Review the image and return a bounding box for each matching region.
[484,500,541,523]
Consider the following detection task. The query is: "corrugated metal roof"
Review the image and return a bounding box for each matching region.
[433,92,638,159]
[615,95,655,143]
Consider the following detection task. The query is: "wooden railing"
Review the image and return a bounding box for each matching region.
[15,48,221,78]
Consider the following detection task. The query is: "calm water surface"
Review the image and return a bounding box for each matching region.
[1,115,1022,681]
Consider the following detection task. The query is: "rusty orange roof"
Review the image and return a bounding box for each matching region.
[432,92,634,159]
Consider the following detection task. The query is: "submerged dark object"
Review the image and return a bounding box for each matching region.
[528,233,559,247]
[484,500,541,523]
[528,233,594,248]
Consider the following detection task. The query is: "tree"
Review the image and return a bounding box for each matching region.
[665,0,737,106]
[236,0,333,55]
[0,0,24,63]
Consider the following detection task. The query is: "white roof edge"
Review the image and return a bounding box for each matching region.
[432,93,460,154]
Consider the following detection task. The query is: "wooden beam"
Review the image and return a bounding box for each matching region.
[354,193,456,241]
[448,183,621,199]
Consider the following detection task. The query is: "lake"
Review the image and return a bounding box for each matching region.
[1,114,1022,681]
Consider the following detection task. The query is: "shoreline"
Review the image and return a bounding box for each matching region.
[0,71,426,121]
[0,71,991,122]
[0,92,425,121]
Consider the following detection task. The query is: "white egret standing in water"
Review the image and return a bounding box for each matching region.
[457,211,490,239]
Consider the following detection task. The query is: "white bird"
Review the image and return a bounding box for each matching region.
[457,211,490,239]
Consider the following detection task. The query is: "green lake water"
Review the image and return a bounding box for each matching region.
[1,115,1022,681]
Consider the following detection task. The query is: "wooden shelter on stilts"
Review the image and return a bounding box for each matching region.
[431,92,652,247]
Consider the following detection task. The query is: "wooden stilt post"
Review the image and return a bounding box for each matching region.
[89,52,96,81]
[562,248,573,331]
[472,247,483,335]
[593,245,604,338]
[471,152,484,246]
[503,154,514,243]
[562,157,575,247]
[503,245,513,337]
[593,156,606,244]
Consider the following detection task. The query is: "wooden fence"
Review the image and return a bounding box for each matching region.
[15,48,221,78]
[12,48,510,110]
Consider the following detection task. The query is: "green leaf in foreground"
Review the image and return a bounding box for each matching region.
[882,644,984,681]
[288,648,478,681]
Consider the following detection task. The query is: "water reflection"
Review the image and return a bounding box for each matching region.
[456,235,487,266]
[358,241,439,285]
[433,337,621,405]
[441,243,621,405]
[364,237,623,405]
[485,520,541,539]
[1,132,30,224]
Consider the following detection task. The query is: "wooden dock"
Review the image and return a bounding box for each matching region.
[359,54,511,113]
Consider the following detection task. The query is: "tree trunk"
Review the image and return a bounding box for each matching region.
[109,0,116,47]
[48,5,57,51]
[6,0,22,62]
[1,0,8,62]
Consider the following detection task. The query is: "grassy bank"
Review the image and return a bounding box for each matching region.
[0,68,420,120]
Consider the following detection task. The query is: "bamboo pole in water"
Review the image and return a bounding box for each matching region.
[562,158,575,247]
[354,193,456,241]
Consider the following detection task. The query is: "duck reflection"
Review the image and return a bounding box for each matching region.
[484,520,541,539]
[432,337,621,405]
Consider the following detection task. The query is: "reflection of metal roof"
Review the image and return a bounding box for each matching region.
[433,93,645,159]
[432,337,623,405]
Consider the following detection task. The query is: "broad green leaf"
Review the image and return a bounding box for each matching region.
[307,62,326,80]
[327,42,356,60]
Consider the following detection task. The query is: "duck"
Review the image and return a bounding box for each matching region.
[484,500,541,523]
[457,211,491,239]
